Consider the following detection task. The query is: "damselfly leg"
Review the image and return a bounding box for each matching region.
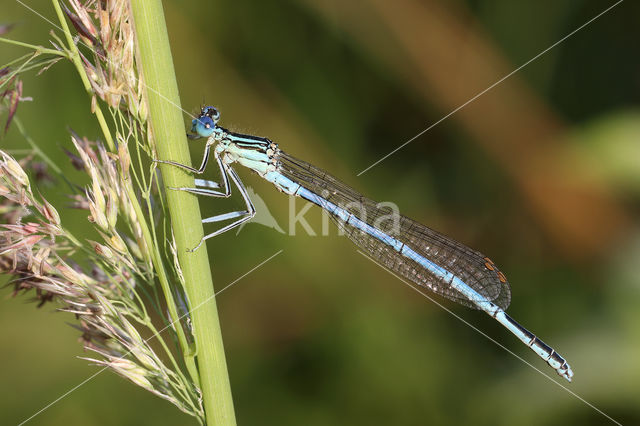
[154,141,214,174]
[191,166,255,250]
[193,179,220,189]
[167,153,230,198]
[156,148,256,251]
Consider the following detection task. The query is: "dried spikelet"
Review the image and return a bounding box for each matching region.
[64,0,99,46]
[1,152,30,187]
[40,198,61,225]
[117,136,131,178]
[0,74,25,133]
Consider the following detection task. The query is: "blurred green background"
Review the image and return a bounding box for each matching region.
[2,0,640,425]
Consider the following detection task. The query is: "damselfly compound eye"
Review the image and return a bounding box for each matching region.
[190,115,216,137]
[202,106,220,121]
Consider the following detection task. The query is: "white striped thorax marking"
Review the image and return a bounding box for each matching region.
[215,133,276,176]
[217,135,296,194]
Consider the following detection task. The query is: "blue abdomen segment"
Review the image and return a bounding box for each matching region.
[294,184,480,307]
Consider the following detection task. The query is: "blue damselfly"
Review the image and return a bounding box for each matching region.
[155,106,573,382]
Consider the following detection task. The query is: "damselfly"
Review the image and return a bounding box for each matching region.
[155,106,573,382]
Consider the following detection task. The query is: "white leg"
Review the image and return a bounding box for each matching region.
[188,165,256,252]
[194,179,220,189]
[202,210,248,223]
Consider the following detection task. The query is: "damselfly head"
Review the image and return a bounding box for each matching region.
[190,106,220,138]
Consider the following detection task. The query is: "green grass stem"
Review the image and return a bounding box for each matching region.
[129,2,237,425]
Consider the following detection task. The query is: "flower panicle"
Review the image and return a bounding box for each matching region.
[3,0,202,420]
[1,150,203,421]
[69,132,148,267]
[64,0,146,121]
